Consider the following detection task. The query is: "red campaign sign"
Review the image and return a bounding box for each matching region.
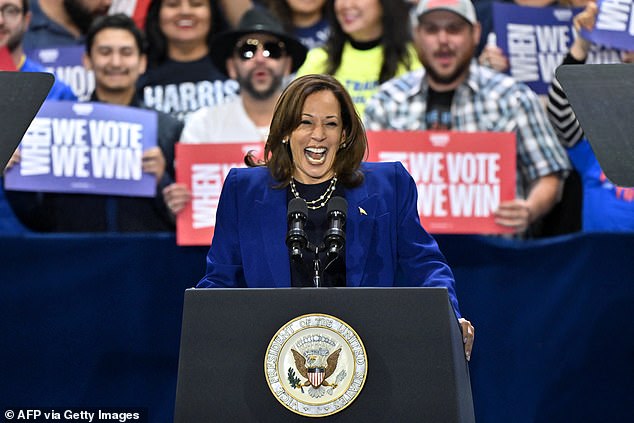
[175,131,515,245]
[175,142,264,246]
[367,131,516,234]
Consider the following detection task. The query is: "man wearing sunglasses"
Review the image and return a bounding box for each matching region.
[178,7,307,145]
[163,8,307,215]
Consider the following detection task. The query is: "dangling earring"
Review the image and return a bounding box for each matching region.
[339,142,347,150]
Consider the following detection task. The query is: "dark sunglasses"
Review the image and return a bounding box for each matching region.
[234,39,287,61]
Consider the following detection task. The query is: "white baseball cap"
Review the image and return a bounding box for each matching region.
[413,0,477,24]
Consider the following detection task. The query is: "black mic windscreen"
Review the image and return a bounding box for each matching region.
[327,196,348,215]
[288,197,308,217]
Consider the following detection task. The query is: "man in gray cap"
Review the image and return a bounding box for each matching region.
[364,0,571,237]
[163,7,307,214]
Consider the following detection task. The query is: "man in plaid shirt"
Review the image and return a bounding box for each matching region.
[364,0,570,236]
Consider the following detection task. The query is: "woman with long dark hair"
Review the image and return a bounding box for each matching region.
[137,0,239,121]
[295,0,420,115]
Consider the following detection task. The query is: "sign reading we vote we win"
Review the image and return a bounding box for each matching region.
[174,132,515,246]
[5,101,158,197]
[492,2,629,95]
[367,131,516,235]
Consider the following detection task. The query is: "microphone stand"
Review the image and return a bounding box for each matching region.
[306,242,341,288]
[312,245,321,288]
[291,196,347,288]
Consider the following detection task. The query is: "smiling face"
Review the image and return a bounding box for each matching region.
[414,10,480,91]
[334,0,383,42]
[84,28,147,96]
[290,90,344,184]
[159,0,211,48]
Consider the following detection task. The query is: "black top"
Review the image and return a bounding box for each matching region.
[425,87,455,130]
[137,56,239,122]
[287,179,346,287]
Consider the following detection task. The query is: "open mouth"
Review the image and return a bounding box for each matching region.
[176,19,195,28]
[253,69,270,79]
[434,51,455,66]
[304,147,327,165]
[339,10,360,26]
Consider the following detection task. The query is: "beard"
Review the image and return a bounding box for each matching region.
[421,48,474,87]
[63,0,103,34]
[237,68,285,100]
[6,31,23,52]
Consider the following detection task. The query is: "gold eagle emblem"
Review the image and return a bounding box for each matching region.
[291,347,342,388]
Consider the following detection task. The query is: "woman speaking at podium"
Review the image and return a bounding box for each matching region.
[197,74,474,359]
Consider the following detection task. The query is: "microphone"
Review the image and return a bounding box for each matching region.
[324,196,347,259]
[286,197,308,260]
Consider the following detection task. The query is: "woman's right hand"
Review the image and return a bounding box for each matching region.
[162,183,192,215]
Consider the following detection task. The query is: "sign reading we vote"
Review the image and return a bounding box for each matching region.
[367,131,516,234]
[492,3,622,95]
[27,46,95,101]
[175,142,265,246]
[5,101,158,197]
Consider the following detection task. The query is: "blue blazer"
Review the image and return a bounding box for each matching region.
[197,161,460,316]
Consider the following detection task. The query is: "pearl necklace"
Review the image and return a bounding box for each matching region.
[290,176,338,210]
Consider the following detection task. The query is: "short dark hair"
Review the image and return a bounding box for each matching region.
[22,0,29,14]
[263,74,366,188]
[85,13,147,55]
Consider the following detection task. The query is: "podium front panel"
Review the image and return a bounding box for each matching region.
[174,287,474,422]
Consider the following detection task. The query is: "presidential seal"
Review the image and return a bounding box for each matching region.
[264,313,368,417]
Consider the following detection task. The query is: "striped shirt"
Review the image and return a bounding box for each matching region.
[364,62,571,199]
[546,53,585,148]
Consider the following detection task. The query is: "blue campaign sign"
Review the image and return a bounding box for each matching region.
[26,46,95,101]
[492,2,621,94]
[4,101,158,197]
[581,0,634,51]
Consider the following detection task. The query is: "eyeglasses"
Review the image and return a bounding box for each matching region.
[0,4,23,21]
[234,39,287,61]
